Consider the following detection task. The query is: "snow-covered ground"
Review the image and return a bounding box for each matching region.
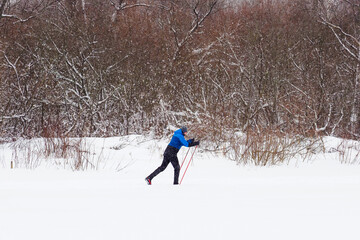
[0,135,359,240]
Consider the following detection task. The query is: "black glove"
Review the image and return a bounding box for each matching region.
[189,140,200,147]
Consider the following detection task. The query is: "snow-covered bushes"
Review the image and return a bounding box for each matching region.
[9,137,101,170]
[328,139,360,164]
[228,130,324,166]
[1,0,359,139]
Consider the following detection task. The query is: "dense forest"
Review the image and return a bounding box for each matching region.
[0,0,359,142]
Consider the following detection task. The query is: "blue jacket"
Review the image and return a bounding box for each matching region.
[168,129,193,150]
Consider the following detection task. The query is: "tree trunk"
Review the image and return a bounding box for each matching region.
[350,48,360,135]
[0,0,8,21]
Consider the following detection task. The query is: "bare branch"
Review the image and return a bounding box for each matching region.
[1,14,35,23]
[0,0,9,21]
[319,19,359,61]
[173,0,219,61]
[109,0,152,11]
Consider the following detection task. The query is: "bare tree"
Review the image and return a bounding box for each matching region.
[318,0,360,137]
[0,0,358,140]
[0,0,8,21]
[168,0,219,62]
[0,0,59,23]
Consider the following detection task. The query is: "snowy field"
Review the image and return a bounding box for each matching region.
[0,136,360,240]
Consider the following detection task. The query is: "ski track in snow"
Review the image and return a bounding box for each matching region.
[0,136,359,240]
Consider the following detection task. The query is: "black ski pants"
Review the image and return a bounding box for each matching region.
[147,145,180,184]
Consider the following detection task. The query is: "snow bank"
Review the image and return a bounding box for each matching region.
[0,136,359,240]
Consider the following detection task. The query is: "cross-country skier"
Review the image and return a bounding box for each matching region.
[145,126,200,185]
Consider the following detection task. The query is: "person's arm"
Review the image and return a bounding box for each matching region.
[178,134,190,147]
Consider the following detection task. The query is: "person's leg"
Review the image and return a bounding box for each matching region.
[170,156,180,184]
[146,155,170,181]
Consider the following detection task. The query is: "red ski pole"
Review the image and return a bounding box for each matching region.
[180,148,190,170]
[180,145,198,185]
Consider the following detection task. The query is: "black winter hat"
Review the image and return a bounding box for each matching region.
[180,126,188,134]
